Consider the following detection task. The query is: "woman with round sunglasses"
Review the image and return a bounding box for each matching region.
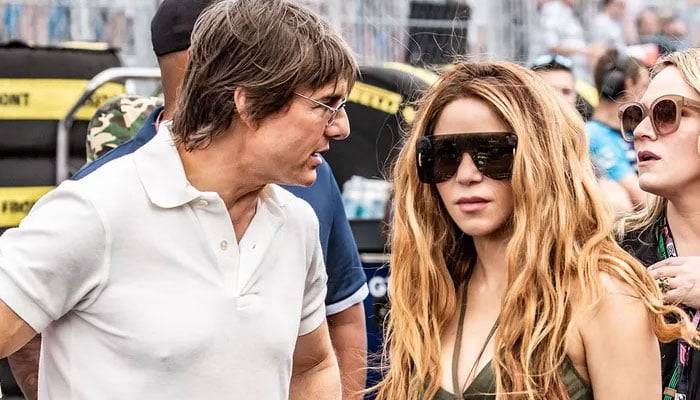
[373,61,697,400]
[618,48,700,400]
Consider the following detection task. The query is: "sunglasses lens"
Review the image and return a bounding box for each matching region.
[653,99,678,134]
[472,146,516,180]
[431,141,462,183]
[421,134,516,183]
[621,105,644,139]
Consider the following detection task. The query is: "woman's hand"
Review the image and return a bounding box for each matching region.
[648,257,700,309]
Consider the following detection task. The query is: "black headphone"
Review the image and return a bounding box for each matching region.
[600,55,629,100]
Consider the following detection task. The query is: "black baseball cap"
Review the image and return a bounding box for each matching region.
[151,0,216,57]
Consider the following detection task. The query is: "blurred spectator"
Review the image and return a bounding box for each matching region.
[636,7,675,56]
[531,53,633,214]
[531,54,577,108]
[587,49,648,208]
[687,0,700,48]
[534,0,590,81]
[590,0,627,51]
[637,7,661,40]
[659,12,690,53]
[621,0,646,45]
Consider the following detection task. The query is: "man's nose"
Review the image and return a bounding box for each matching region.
[326,109,350,141]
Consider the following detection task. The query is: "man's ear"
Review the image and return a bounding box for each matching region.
[234,87,255,129]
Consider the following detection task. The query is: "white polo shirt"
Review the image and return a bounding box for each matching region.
[0,124,327,399]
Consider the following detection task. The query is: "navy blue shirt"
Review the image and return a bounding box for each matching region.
[74,108,367,313]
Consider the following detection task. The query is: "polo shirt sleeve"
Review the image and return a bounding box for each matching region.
[0,182,109,332]
[324,170,368,316]
[299,220,328,336]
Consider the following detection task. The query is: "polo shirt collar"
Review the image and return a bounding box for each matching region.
[133,122,200,208]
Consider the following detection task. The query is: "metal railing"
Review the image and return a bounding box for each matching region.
[55,67,161,182]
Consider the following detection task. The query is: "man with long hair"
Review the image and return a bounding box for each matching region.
[0,1,357,398]
[8,1,369,398]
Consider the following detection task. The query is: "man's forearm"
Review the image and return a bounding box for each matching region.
[289,352,341,400]
[8,334,40,400]
[328,303,367,400]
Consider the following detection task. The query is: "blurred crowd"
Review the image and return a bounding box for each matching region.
[531,0,699,215]
[534,0,695,82]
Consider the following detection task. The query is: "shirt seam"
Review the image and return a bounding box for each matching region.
[73,188,112,311]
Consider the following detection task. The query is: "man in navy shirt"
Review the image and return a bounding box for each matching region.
[8,1,368,398]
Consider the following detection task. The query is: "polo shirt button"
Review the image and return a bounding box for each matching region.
[220,240,228,251]
[198,199,209,208]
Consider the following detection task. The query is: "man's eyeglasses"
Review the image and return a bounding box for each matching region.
[294,92,347,127]
[618,94,700,142]
[530,54,574,72]
[416,133,518,183]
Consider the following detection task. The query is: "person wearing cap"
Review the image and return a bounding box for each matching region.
[0,0,358,398]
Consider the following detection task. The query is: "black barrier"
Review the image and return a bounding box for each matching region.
[0,42,123,235]
[0,42,123,157]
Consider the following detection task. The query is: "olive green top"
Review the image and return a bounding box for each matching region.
[432,356,593,400]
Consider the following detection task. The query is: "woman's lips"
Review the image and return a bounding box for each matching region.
[456,197,489,212]
[637,150,660,162]
[637,150,661,168]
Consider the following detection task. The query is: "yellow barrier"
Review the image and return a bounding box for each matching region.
[349,82,403,115]
[0,186,53,227]
[0,79,125,121]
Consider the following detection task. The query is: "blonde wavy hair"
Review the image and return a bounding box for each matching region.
[376,61,696,400]
[617,48,700,236]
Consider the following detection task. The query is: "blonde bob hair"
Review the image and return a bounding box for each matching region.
[617,48,700,236]
[376,60,695,400]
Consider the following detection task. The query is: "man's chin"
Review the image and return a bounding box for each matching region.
[279,170,317,188]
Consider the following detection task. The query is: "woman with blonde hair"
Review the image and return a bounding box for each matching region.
[375,60,697,400]
[618,48,700,400]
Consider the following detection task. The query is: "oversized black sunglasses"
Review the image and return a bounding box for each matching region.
[416,132,518,183]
